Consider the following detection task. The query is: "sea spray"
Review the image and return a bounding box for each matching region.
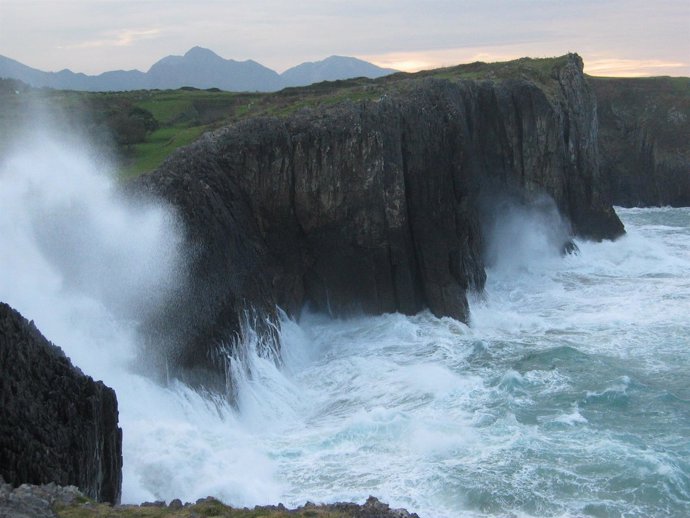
[1,126,688,516]
[231,207,690,517]
[0,128,285,505]
[481,192,575,276]
[0,129,182,375]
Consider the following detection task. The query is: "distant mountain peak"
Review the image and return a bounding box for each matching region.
[324,55,355,61]
[183,46,221,60]
[280,55,396,87]
[0,48,398,92]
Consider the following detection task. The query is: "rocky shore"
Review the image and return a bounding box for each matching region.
[0,478,418,518]
[4,55,686,517]
[135,53,624,389]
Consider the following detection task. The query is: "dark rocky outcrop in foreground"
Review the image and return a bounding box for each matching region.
[0,479,418,518]
[135,54,623,386]
[592,76,690,207]
[0,303,122,504]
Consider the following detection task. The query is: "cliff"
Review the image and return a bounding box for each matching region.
[136,54,623,385]
[592,76,690,207]
[0,303,122,503]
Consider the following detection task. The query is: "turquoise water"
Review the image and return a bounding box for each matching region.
[245,207,690,517]
[2,138,688,516]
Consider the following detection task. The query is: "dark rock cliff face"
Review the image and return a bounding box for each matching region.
[592,77,690,207]
[0,302,122,503]
[136,54,623,384]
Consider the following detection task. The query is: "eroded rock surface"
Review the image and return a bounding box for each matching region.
[0,303,122,503]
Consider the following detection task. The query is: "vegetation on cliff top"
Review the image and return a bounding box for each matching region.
[0,54,584,177]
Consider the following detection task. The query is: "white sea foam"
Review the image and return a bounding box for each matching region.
[0,129,284,506]
[1,127,688,516]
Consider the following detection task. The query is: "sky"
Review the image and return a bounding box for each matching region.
[1,0,688,77]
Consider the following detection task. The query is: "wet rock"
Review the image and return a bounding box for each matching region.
[562,240,580,255]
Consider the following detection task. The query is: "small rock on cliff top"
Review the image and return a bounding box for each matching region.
[0,302,122,503]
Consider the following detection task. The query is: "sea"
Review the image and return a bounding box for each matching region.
[1,134,688,517]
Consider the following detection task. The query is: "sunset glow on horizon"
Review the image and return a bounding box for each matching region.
[1,0,688,79]
[364,49,689,78]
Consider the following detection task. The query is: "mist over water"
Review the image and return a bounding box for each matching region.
[1,131,688,516]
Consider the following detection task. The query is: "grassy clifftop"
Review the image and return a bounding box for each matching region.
[0,54,580,178]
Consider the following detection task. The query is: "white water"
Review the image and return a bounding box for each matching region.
[0,134,282,505]
[1,134,688,517]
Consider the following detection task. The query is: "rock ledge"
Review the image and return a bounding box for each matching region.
[0,479,419,518]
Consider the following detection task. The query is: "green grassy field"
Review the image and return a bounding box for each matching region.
[0,54,597,178]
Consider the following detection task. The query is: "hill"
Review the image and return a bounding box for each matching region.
[0,48,395,92]
[281,55,396,87]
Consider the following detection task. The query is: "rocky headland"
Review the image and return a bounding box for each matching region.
[5,54,688,515]
[0,303,122,504]
[592,76,690,207]
[135,53,624,387]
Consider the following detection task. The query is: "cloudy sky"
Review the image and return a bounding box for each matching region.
[1,0,688,77]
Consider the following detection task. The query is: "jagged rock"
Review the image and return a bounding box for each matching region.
[562,240,580,256]
[135,54,623,385]
[0,302,122,503]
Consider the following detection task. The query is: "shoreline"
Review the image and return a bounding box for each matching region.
[0,478,420,518]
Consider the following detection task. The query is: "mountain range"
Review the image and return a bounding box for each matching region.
[0,46,397,92]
